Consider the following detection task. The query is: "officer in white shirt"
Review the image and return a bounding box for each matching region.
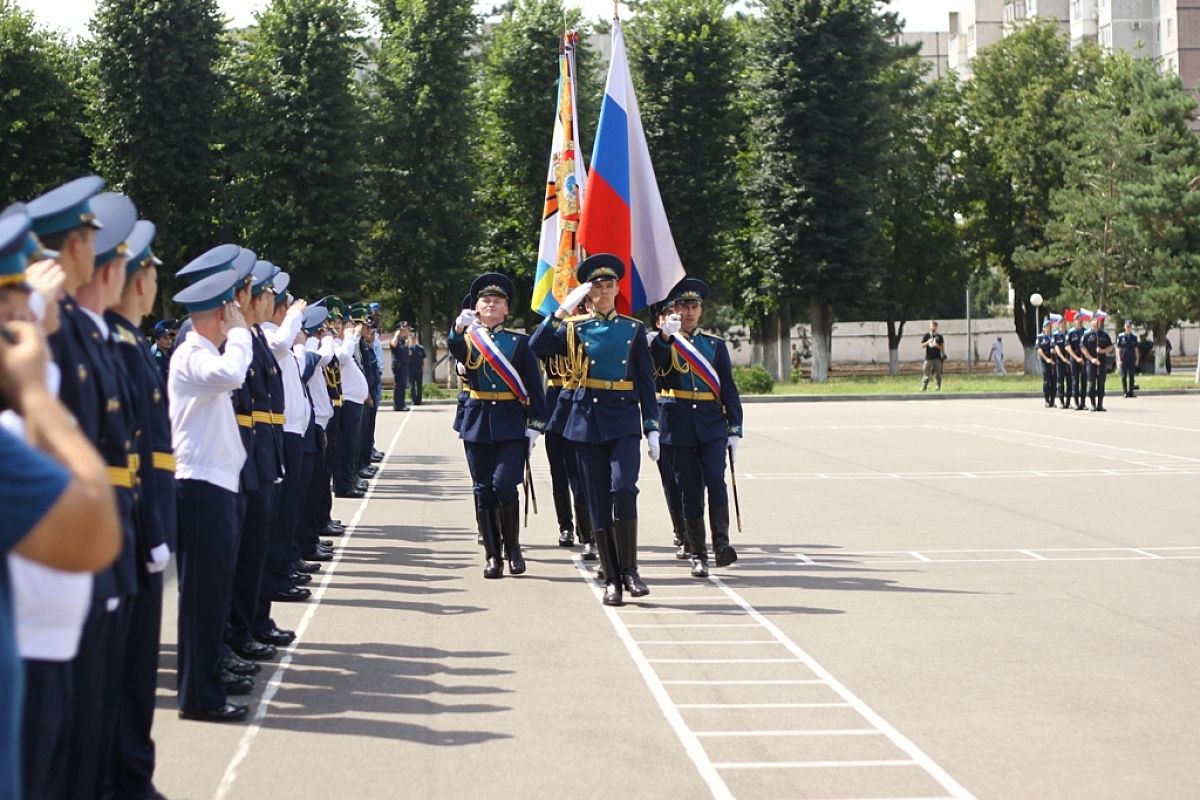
[168,268,254,723]
[299,307,336,557]
[333,319,367,498]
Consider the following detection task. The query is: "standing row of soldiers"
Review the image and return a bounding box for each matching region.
[447,255,744,606]
[1036,309,1127,412]
[1,175,386,799]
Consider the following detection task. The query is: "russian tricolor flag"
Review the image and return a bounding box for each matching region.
[578,19,685,315]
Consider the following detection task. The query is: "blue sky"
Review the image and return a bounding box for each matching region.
[19,0,958,39]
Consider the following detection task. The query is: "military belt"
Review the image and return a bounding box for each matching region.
[106,466,135,489]
[469,390,517,401]
[546,378,567,389]
[152,452,177,472]
[236,414,254,428]
[582,378,633,391]
[664,389,717,402]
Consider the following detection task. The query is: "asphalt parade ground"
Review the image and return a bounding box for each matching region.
[152,395,1200,800]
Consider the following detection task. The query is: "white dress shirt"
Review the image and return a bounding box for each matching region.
[169,328,253,493]
[261,308,310,435]
[337,330,368,404]
[302,335,335,428]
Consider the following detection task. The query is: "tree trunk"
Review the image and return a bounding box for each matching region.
[421,289,435,383]
[1023,345,1039,375]
[750,318,764,368]
[809,297,833,383]
[761,311,781,382]
[778,299,793,382]
[1153,323,1169,374]
[885,316,905,376]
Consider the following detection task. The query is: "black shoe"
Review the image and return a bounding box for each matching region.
[371,450,384,462]
[179,703,248,723]
[233,640,277,661]
[290,571,312,585]
[335,489,365,499]
[507,549,526,576]
[484,556,503,579]
[558,528,575,547]
[676,542,689,560]
[257,627,296,646]
[1096,406,1106,412]
[603,581,624,606]
[714,545,739,568]
[302,549,333,562]
[581,542,598,561]
[221,672,254,696]
[272,587,312,602]
[222,655,261,676]
[690,557,710,578]
[322,522,344,535]
[622,569,650,598]
[358,467,378,479]
[294,559,321,574]
[321,538,335,547]
[356,480,369,491]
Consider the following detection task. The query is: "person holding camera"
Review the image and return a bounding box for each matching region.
[389,322,410,412]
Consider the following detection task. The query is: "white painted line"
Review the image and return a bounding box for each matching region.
[571,555,733,800]
[617,608,748,615]
[625,623,762,629]
[1129,549,1163,558]
[641,595,740,601]
[635,640,782,645]
[662,680,823,685]
[713,759,918,770]
[647,658,800,664]
[909,551,932,562]
[694,729,884,738]
[1019,550,1048,561]
[216,409,414,800]
[676,703,850,709]
[707,575,977,800]
[794,552,815,564]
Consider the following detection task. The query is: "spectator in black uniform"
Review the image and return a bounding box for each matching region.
[389,323,410,411]
[408,336,427,406]
[1116,320,1139,398]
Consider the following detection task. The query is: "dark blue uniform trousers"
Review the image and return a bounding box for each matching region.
[359,402,377,471]
[671,438,729,519]
[545,430,577,531]
[657,442,682,517]
[262,433,304,606]
[576,437,641,529]
[335,401,363,493]
[302,427,330,554]
[229,483,277,648]
[1071,360,1086,404]
[177,479,239,713]
[111,572,164,798]
[465,439,524,509]
[21,659,72,800]
[1056,359,1070,403]
[65,595,131,800]
[392,367,408,410]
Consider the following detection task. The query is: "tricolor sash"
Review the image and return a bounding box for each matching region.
[672,333,721,400]
[468,326,529,404]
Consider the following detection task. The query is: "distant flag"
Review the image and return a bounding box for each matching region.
[577,17,685,315]
[1078,308,1094,321]
[532,32,588,317]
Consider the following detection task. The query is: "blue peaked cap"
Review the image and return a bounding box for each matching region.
[27,175,105,237]
[173,269,240,312]
[124,220,161,272]
[176,244,241,284]
[0,214,33,289]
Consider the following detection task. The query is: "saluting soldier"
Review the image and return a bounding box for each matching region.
[530,254,661,606]
[449,273,548,578]
[651,302,687,559]
[1053,315,1071,409]
[1068,310,1091,411]
[1082,311,1114,412]
[32,182,143,797]
[1037,317,1058,408]
[540,306,590,552]
[104,219,174,797]
[298,306,337,563]
[653,278,744,577]
[1117,320,1140,398]
[169,268,254,723]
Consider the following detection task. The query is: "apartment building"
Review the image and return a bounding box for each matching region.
[894,31,952,81]
[949,0,1005,78]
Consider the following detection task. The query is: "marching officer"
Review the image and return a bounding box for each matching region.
[540,312,587,551]
[651,302,687,559]
[1117,320,1140,398]
[449,273,548,578]
[652,278,744,578]
[1037,317,1058,408]
[530,254,661,606]
[1082,311,1114,412]
[1068,310,1091,410]
[1053,315,1071,410]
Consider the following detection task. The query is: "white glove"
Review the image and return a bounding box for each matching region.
[526,428,540,453]
[455,309,478,330]
[660,313,682,337]
[559,282,593,315]
[146,543,171,574]
[646,431,660,462]
[728,436,740,464]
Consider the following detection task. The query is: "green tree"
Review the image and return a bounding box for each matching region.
[959,21,1097,373]
[626,0,743,288]
[474,0,596,319]
[747,0,908,382]
[90,0,224,282]
[0,1,93,201]
[222,0,366,298]
[365,0,478,377]
[872,67,970,374]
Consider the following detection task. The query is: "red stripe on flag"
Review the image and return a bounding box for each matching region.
[579,170,631,273]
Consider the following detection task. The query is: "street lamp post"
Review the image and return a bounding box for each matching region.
[1030,293,1044,375]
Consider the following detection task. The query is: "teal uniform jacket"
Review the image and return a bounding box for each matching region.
[651,329,743,447]
[447,325,548,443]
[530,311,659,444]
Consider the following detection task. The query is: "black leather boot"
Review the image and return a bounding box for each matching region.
[482,507,503,579]
[710,504,737,568]
[575,502,598,560]
[594,527,623,606]
[670,509,688,559]
[615,518,649,598]
[474,507,484,547]
[499,504,525,575]
[685,516,709,578]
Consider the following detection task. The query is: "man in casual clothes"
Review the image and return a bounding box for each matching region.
[920,321,945,391]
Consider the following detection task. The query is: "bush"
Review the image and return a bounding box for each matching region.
[734,365,774,394]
